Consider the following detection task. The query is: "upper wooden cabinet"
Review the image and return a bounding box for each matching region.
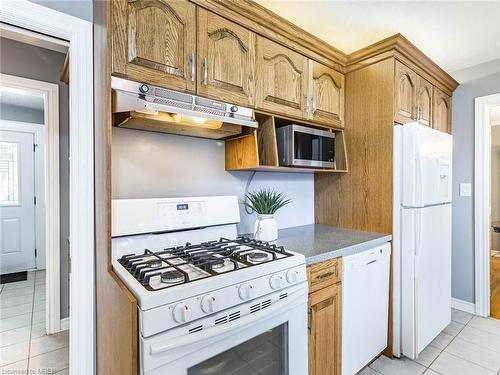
[197,9,256,106]
[416,75,433,127]
[255,36,309,120]
[433,87,452,133]
[309,61,344,127]
[112,0,197,92]
[394,61,417,124]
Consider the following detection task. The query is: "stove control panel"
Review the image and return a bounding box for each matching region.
[172,302,192,323]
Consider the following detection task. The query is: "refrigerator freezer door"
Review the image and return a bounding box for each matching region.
[401,204,452,359]
[402,122,452,207]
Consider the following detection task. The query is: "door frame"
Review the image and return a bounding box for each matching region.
[0,2,95,373]
[474,93,500,317]
[0,120,46,271]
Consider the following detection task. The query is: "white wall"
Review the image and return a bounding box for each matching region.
[112,127,315,235]
[492,125,500,251]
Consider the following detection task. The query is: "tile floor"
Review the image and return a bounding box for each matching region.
[361,308,500,375]
[0,270,69,374]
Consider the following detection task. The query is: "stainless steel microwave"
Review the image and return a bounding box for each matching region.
[276,124,336,168]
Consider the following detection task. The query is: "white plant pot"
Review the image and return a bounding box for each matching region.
[253,214,278,242]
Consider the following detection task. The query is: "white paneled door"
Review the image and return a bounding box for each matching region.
[0,129,36,274]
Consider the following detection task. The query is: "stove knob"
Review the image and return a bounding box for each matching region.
[269,274,284,289]
[286,269,300,284]
[172,302,192,323]
[238,283,254,300]
[201,295,218,314]
[139,83,149,93]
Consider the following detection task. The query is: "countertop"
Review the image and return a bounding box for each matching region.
[267,224,392,265]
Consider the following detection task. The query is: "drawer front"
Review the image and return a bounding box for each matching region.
[307,258,341,293]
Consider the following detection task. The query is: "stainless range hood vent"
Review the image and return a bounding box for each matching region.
[111,77,258,129]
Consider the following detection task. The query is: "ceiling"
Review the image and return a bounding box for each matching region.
[256,1,500,75]
[0,87,44,111]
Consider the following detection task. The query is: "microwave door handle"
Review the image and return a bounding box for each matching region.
[149,289,307,356]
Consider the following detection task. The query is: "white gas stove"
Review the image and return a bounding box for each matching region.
[112,196,308,375]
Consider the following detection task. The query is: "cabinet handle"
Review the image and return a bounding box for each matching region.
[317,271,335,279]
[304,94,310,114]
[307,307,312,334]
[311,96,317,113]
[190,53,195,82]
[203,57,208,86]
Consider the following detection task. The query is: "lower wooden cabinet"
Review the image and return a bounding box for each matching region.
[307,260,342,375]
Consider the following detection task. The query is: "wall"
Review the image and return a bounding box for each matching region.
[0,104,44,124]
[0,37,70,319]
[451,66,500,304]
[28,0,92,22]
[112,127,314,235]
[492,125,500,251]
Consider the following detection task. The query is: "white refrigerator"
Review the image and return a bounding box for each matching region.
[392,122,453,359]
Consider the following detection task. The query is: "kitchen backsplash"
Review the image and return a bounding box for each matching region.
[112,127,314,235]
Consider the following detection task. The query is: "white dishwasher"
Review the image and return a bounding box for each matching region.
[342,243,391,375]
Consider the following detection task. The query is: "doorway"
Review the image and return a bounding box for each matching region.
[490,105,500,319]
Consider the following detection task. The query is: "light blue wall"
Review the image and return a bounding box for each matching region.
[28,0,92,22]
[451,67,500,303]
[0,104,44,124]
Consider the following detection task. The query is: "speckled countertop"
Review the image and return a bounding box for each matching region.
[267,224,392,265]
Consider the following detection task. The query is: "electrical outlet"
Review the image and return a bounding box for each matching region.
[459,183,472,197]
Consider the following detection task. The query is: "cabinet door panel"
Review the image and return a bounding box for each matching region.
[112,0,196,92]
[197,9,256,106]
[308,283,341,375]
[394,61,417,124]
[310,61,344,128]
[416,75,433,127]
[255,36,308,119]
[433,87,452,133]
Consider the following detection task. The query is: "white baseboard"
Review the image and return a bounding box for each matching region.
[451,298,476,314]
[60,317,69,331]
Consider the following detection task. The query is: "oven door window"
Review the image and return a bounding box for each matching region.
[187,323,288,375]
[294,130,334,163]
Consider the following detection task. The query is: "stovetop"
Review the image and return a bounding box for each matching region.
[117,237,294,291]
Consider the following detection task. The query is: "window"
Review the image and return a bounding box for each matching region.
[0,142,20,205]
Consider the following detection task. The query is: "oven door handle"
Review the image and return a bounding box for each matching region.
[149,289,307,355]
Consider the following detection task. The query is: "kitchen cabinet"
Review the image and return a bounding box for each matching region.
[433,87,452,133]
[394,61,417,124]
[307,258,342,375]
[197,9,256,106]
[112,0,196,92]
[255,36,309,120]
[309,61,345,128]
[415,75,433,127]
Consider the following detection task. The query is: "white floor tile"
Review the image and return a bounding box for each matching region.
[0,325,31,347]
[0,313,32,332]
[0,293,33,307]
[457,326,500,353]
[467,316,500,337]
[414,345,441,367]
[30,330,69,357]
[33,299,46,312]
[28,346,69,373]
[31,322,47,339]
[423,370,440,375]
[0,302,33,319]
[32,310,45,324]
[429,332,454,350]
[445,337,500,372]
[56,368,69,375]
[0,286,34,299]
[0,341,29,366]
[430,352,495,375]
[369,355,426,375]
[358,366,382,374]
[451,309,474,325]
[0,359,28,373]
[443,321,465,337]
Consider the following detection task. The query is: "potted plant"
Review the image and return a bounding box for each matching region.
[244,188,291,241]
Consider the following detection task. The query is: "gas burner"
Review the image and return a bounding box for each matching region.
[161,270,184,284]
[211,258,227,269]
[148,259,162,269]
[247,251,271,263]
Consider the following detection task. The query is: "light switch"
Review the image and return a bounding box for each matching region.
[460,183,472,197]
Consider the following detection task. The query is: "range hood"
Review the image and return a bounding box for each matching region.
[111,77,258,139]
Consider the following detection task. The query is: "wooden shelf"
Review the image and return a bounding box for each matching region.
[225,113,348,174]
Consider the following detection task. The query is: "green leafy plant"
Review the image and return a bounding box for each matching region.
[244,188,291,215]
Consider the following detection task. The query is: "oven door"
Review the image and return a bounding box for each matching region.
[291,124,335,168]
[141,287,308,375]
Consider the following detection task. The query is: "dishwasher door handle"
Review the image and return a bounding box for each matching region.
[366,259,378,265]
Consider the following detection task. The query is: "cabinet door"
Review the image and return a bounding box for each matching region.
[309,61,345,128]
[416,75,433,127]
[255,36,309,119]
[433,87,452,133]
[394,61,417,124]
[112,0,196,92]
[308,283,341,375]
[197,9,256,106]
